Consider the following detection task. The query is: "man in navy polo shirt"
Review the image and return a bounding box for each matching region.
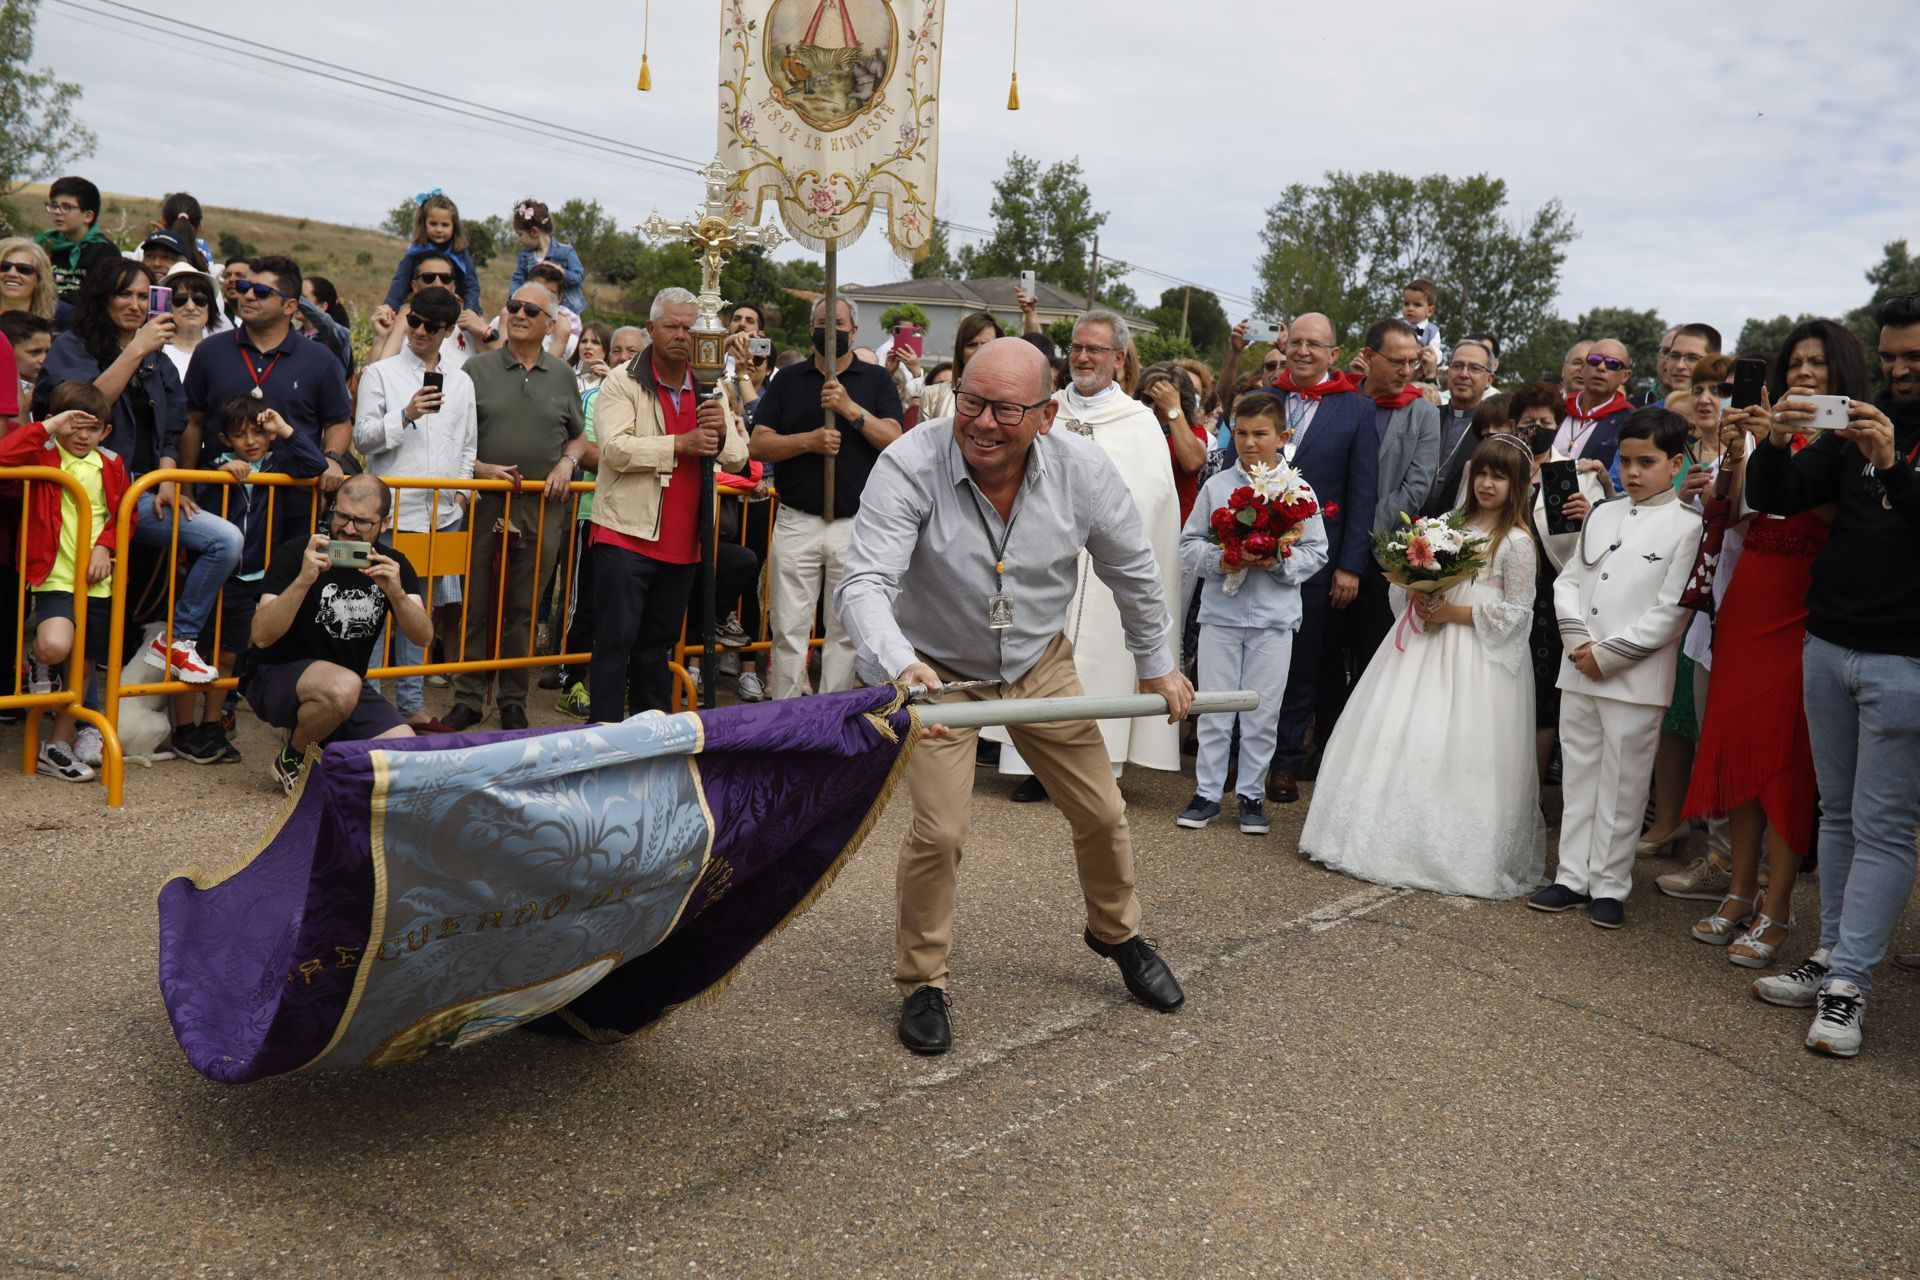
[183,254,354,516]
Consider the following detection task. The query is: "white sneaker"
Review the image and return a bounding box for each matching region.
[1752,949,1830,1007]
[737,671,765,702]
[1806,980,1866,1057]
[1655,853,1733,901]
[26,653,56,695]
[37,740,95,783]
[74,725,104,768]
[148,635,217,684]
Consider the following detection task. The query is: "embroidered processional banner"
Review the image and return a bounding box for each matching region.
[717,0,945,257]
[157,690,915,1083]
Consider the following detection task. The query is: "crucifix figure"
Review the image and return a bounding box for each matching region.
[640,157,788,374]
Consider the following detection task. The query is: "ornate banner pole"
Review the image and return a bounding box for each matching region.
[640,157,787,709]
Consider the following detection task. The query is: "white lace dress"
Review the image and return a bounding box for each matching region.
[1299,528,1545,899]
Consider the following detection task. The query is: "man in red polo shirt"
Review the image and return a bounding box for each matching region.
[585,287,749,721]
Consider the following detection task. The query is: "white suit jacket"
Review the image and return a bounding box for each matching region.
[1553,487,1703,708]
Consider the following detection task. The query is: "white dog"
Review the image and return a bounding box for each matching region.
[116,623,176,765]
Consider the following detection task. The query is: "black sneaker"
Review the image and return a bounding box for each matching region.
[1175,794,1222,829]
[271,745,304,796]
[1237,795,1270,835]
[171,722,225,765]
[1528,884,1593,913]
[207,728,242,765]
[1589,897,1626,929]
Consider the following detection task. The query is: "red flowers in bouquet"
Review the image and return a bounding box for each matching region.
[1207,461,1320,590]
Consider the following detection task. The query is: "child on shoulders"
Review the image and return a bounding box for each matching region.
[375,192,482,320]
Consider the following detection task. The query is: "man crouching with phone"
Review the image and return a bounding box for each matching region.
[241,473,430,794]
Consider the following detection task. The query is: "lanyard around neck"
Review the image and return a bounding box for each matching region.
[968,488,1019,593]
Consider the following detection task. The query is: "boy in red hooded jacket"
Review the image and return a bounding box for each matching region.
[0,380,135,781]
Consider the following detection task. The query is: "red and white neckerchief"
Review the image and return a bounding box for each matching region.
[1561,389,1628,454]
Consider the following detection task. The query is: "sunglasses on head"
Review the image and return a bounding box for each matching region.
[404,311,446,331]
[503,299,549,318]
[1584,354,1628,371]
[0,261,37,277]
[234,280,289,300]
[414,271,455,285]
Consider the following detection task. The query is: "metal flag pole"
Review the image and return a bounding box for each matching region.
[916,690,1258,730]
[821,238,838,523]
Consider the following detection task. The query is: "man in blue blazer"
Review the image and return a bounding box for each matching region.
[1263,313,1380,801]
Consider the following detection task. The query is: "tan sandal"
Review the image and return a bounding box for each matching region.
[1690,893,1756,946]
[1729,914,1792,969]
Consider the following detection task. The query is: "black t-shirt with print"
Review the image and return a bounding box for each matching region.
[247,535,421,677]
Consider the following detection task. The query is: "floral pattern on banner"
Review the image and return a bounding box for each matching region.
[718,0,944,258]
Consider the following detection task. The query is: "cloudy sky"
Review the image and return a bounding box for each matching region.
[32,0,1914,341]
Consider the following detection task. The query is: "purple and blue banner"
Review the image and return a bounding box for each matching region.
[158,688,914,1083]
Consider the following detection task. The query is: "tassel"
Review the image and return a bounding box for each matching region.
[1007,0,1021,110]
[636,0,653,91]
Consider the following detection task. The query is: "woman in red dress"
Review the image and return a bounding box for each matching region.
[1684,319,1870,967]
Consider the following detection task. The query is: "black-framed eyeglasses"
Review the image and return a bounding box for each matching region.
[1584,354,1628,371]
[331,511,382,535]
[503,299,550,318]
[954,390,1050,427]
[234,280,289,300]
[0,261,38,277]
[403,311,447,332]
[414,271,455,285]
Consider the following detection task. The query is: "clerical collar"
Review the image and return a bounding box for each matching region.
[1064,381,1118,412]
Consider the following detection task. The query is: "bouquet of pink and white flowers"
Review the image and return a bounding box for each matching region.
[1371,510,1491,595]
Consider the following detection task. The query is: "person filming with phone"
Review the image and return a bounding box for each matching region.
[240,473,429,795]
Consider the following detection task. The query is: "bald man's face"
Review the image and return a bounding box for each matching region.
[1584,340,1632,399]
[1284,315,1338,386]
[952,338,1059,487]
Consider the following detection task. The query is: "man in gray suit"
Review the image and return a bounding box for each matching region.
[1310,317,1441,758]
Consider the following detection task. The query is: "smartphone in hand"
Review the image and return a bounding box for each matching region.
[1540,459,1581,534]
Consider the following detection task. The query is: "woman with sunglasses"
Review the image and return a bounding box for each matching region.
[156,262,226,383]
[0,238,57,320]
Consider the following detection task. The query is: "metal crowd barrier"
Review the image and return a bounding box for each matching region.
[1,465,126,802]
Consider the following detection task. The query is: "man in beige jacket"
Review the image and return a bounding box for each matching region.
[587,287,749,722]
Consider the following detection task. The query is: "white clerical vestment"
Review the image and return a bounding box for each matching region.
[990,381,1182,773]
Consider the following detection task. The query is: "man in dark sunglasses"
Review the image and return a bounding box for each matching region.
[367,254,489,369]
[1555,336,1634,472]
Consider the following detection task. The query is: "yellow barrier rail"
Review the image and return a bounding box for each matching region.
[1,465,126,804]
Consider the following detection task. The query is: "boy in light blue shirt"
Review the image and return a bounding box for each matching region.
[1177,394,1329,834]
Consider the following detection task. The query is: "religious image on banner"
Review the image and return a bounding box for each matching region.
[719,0,944,257]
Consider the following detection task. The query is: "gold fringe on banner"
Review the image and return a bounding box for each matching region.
[1007,0,1020,110]
[637,0,653,91]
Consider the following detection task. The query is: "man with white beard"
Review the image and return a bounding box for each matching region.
[987,308,1182,802]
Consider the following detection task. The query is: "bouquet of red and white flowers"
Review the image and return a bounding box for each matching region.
[1206,460,1326,596]
[1371,510,1491,594]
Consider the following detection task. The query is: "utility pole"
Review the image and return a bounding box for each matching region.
[1180,286,1191,342]
[1086,234,1099,309]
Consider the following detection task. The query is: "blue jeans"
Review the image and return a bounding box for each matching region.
[1804,634,1920,995]
[133,492,242,643]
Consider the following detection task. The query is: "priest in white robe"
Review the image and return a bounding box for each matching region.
[988,310,1183,796]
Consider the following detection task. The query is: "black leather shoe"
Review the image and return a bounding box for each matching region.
[1010,777,1049,804]
[441,703,483,732]
[499,705,529,731]
[1084,930,1184,1011]
[898,986,951,1055]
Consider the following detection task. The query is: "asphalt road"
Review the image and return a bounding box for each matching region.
[3,699,1916,1278]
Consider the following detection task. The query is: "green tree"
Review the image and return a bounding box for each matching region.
[957,153,1107,295]
[1846,239,1920,362]
[1736,313,1816,359]
[552,197,643,284]
[1135,330,1199,367]
[1573,305,1666,392]
[0,0,94,202]
[467,214,509,267]
[381,195,416,241]
[910,219,957,280]
[1253,170,1575,358]
[216,230,258,263]
[1501,314,1579,385]
[878,302,930,332]
[1145,286,1228,359]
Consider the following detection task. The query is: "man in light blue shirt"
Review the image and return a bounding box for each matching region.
[838,338,1194,1056]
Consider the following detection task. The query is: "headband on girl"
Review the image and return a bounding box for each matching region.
[1483,432,1537,466]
